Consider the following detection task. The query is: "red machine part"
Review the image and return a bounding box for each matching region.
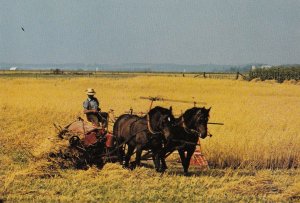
[84,132,98,147]
[189,149,208,167]
[105,133,114,148]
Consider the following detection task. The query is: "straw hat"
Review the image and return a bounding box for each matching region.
[86,88,96,95]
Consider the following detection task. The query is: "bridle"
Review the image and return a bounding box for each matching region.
[181,109,207,136]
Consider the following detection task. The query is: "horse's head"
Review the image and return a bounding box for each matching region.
[182,107,211,139]
[148,106,175,139]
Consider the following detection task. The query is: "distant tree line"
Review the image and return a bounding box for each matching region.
[50,69,64,74]
[249,65,300,82]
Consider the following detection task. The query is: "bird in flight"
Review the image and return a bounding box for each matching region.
[21,27,25,32]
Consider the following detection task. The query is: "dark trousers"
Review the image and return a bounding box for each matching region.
[86,112,108,128]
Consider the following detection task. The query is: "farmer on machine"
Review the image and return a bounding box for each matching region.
[83,88,107,128]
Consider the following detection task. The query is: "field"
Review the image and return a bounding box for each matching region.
[0,75,300,202]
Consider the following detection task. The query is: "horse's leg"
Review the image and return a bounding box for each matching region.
[118,145,125,165]
[151,148,167,171]
[160,140,172,171]
[160,157,167,171]
[184,146,196,176]
[135,145,142,168]
[150,148,161,172]
[124,144,134,168]
[158,147,168,172]
[150,151,166,172]
[114,136,125,165]
[154,152,161,172]
[152,154,156,167]
[178,149,186,172]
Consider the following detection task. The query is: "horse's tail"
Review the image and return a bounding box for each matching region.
[113,114,134,163]
[113,114,130,140]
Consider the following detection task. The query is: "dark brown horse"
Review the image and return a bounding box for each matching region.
[113,106,175,172]
[163,107,211,175]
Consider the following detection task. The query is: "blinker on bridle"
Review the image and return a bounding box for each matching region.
[181,109,208,136]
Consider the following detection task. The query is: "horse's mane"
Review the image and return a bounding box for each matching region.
[182,107,210,127]
[147,106,171,117]
[183,107,209,117]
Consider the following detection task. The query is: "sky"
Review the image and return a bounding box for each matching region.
[0,0,299,65]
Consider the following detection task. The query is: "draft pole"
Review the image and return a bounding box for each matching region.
[149,100,154,112]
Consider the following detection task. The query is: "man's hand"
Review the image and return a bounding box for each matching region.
[83,109,98,114]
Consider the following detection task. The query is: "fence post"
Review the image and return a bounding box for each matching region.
[236,72,239,80]
[203,72,206,78]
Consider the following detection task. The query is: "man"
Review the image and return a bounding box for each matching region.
[83,88,102,127]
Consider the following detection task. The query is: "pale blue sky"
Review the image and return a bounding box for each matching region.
[0,0,299,65]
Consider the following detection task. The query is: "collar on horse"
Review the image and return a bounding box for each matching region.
[147,114,161,134]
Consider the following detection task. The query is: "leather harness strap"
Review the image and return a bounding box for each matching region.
[147,114,161,134]
[181,111,202,136]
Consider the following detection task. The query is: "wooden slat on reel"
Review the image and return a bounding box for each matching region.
[140,96,224,125]
[140,96,207,110]
[140,96,206,105]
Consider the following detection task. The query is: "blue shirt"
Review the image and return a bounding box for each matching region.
[83,97,100,111]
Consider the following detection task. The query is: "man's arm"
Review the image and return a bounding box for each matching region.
[83,109,97,114]
[83,100,98,114]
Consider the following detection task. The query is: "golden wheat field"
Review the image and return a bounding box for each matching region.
[0,75,300,202]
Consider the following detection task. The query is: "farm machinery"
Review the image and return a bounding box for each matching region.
[51,116,120,169]
[50,96,223,171]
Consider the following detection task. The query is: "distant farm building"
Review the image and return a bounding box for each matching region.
[261,65,272,69]
[251,65,272,70]
[10,67,18,71]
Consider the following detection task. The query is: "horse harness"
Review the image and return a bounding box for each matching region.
[180,109,205,136]
[123,113,165,147]
[146,114,162,135]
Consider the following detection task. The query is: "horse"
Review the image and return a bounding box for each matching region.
[162,107,211,175]
[113,106,175,172]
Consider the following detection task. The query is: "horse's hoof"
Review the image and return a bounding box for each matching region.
[160,168,167,173]
[129,164,137,170]
[122,165,130,170]
[184,172,190,176]
[155,167,166,173]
